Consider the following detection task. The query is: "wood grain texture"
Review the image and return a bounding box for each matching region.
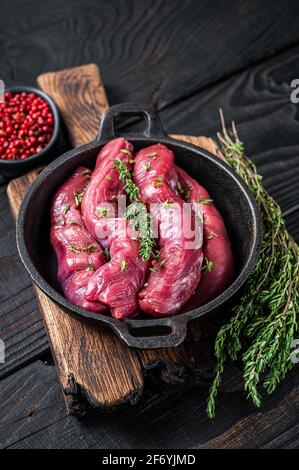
[35,289,144,413]
[171,135,224,160]
[37,64,109,146]
[162,44,299,220]
[2,1,299,109]
[0,360,298,449]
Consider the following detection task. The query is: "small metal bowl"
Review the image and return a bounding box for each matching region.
[0,86,60,179]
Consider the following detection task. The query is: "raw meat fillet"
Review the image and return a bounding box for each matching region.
[83,138,150,318]
[175,166,234,306]
[134,144,203,317]
[85,239,149,319]
[52,224,105,281]
[63,271,107,313]
[50,167,106,313]
[81,137,134,248]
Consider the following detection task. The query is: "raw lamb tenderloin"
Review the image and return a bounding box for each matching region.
[83,138,150,318]
[175,166,234,306]
[134,143,203,317]
[81,137,134,248]
[50,167,106,313]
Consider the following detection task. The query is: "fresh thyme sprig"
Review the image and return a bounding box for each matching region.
[113,159,139,203]
[113,159,156,261]
[125,202,155,261]
[206,114,299,418]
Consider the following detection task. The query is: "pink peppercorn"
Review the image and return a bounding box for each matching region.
[0,91,54,160]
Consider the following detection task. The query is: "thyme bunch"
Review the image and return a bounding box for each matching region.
[113,159,156,261]
[207,115,299,417]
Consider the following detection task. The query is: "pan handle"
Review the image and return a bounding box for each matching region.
[97,103,167,141]
[114,316,188,349]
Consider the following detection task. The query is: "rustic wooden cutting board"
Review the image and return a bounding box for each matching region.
[7,64,225,415]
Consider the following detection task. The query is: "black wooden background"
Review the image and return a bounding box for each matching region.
[0,0,298,449]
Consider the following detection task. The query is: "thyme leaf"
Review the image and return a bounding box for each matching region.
[83,244,97,253]
[81,169,92,177]
[150,265,158,273]
[207,231,218,240]
[97,206,109,218]
[177,180,189,197]
[63,204,70,215]
[197,197,213,205]
[146,152,157,158]
[143,162,151,171]
[120,148,133,157]
[120,260,127,271]
[202,257,214,273]
[70,245,81,254]
[153,177,163,188]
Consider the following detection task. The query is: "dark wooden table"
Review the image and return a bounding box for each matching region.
[0,0,298,449]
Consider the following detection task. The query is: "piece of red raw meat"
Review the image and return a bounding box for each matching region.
[81,137,134,248]
[134,144,203,317]
[85,239,149,319]
[83,138,150,318]
[175,166,234,306]
[63,270,107,313]
[50,167,106,313]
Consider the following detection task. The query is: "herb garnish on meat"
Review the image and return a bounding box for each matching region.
[113,159,155,261]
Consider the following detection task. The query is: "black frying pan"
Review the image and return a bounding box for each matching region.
[17,104,261,349]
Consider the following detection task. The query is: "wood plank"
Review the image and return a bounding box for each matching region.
[0,360,297,449]
[37,64,108,147]
[161,44,299,219]
[199,383,299,449]
[285,210,299,243]
[1,1,299,109]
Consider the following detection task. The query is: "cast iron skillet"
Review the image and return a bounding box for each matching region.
[17,103,261,349]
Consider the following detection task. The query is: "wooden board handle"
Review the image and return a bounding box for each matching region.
[37,63,108,146]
